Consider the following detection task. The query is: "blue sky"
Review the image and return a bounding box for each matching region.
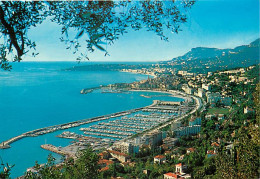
[25,0,260,62]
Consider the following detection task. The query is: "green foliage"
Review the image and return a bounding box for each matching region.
[165,39,260,73]
[215,124,259,178]
[207,108,229,115]
[0,160,14,179]
[0,0,195,70]
[25,147,100,179]
[0,1,47,66]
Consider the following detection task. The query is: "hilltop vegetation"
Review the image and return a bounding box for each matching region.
[66,39,259,76]
[1,63,258,179]
[164,38,260,73]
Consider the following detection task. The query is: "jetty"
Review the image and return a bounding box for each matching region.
[41,144,75,158]
[0,90,194,150]
[0,100,159,149]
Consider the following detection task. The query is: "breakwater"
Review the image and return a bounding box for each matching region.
[0,105,152,149]
[0,91,192,149]
[40,144,72,157]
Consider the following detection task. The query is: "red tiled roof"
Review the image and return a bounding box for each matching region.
[98,166,109,172]
[108,150,128,157]
[154,155,166,159]
[164,172,178,178]
[207,150,216,154]
[211,142,220,147]
[187,148,195,152]
[176,163,182,167]
[98,159,114,166]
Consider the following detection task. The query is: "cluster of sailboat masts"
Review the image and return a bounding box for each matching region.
[80,112,173,139]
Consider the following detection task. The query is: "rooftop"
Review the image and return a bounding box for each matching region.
[98,159,114,166]
[108,150,129,157]
[176,163,182,167]
[164,172,178,178]
[154,155,166,159]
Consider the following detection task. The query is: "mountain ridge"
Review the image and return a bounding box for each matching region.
[164,38,259,72]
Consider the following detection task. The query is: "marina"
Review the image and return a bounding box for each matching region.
[0,86,202,178]
[0,90,197,156]
[0,106,145,149]
[54,95,197,148]
[0,98,164,149]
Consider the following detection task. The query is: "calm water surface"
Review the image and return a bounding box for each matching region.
[0,62,182,177]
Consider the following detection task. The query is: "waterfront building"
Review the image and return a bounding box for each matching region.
[182,84,194,95]
[144,130,164,148]
[207,72,213,77]
[114,142,139,154]
[174,125,201,137]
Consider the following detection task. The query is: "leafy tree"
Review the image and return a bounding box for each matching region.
[25,147,100,179]
[0,160,14,179]
[0,0,195,70]
[215,124,259,179]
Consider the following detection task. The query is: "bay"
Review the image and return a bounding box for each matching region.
[0,62,182,177]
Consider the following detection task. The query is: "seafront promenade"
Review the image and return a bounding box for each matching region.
[0,90,200,150]
[40,90,202,158]
[121,90,204,142]
[0,100,158,149]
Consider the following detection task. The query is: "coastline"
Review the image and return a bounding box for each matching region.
[0,106,146,149]
[0,88,191,149]
[129,89,190,101]
[0,67,195,150]
[1,67,202,178]
[121,89,203,142]
[119,70,157,78]
[39,89,199,159]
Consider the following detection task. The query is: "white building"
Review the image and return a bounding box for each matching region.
[198,88,204,98]
[154,155,166,164]
[182,84,194,95]
[114,142,139,154]
[202,83,211,91]
[174,125,201,137]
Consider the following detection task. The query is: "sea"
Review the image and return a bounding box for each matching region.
[0,62,183,178]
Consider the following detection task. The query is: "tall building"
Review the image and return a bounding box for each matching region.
[174,125,201,137]
[114,142,139,154]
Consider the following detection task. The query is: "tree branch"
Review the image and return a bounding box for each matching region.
[0,5,24,59]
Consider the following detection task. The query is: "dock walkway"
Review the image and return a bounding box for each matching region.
[0,105,153,149]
